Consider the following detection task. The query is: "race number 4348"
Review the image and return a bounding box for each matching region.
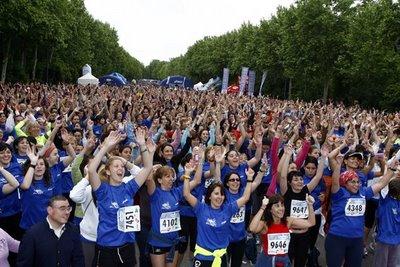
[117,205,141,232]
[345,198,365,217]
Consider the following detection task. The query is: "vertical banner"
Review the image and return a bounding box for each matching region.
[258,71,267,97]
[221,68,229,93]
[248,70,256,96]
[239,67,249,96]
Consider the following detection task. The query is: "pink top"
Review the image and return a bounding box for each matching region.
[0,228,20,267]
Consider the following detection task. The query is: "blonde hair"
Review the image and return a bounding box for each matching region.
[98,156,124,183]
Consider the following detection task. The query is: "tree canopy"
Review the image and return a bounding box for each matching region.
[145,0,400,110]
[0,0,144,83]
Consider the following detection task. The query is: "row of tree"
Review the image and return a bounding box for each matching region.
[144,0,400,110]
[0,0,144,83]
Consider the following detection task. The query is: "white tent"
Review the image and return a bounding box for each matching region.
[193,82,204,90]
[77,73,99,86]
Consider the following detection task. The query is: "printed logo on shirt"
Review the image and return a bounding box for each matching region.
[0,238,6,250]
[393,208,398,215]
[194,260,201,267]
[206,218,216,227]
[162,202,171,210]
[221,220,227,225]
[110,202,120,209]
[122,198,128,204]
[33,189,44,195]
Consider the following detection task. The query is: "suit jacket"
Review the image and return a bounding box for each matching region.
[17,220,84,267]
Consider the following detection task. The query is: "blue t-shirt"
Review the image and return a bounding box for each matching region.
[221,163,249,186]
[0,162,23,217]
[303,175,325,211]
[59,151,73,194]
[177,170,204,217]
[194,201,239,261]
[50,161,66,195]
[20,179,57,229]
[95,180,140,246]
[225,188,246,242]
[149,186,183,247]
[329,186,374,238]
[13,153,29,166]
[376,194,400,245]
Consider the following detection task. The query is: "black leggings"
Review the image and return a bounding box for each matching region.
[227,238,246,267]
[289,231,310,267]
[308,214,322,251]
[96,243,136,267]
[178,215,197,254]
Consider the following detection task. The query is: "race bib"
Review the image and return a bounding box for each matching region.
[160,211,181,233]
[230,206,245,224]
[290,200,308,218]
[267,233,290,255]
[345,198,365,216]
[117,205,141,232]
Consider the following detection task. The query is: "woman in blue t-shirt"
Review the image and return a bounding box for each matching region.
[146,159,202,267]
[0,165,19,199]
[88,130,154,267]
[325,152,397,267]
[183,162,254,267]
[19,146,57,230]
[223,163,265,267]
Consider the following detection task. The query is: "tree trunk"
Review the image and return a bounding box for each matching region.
[323,78,331,104]
[288,78,293,100]
[20,40,26,70]
[46,47,54,83]
[32,44,38,81]
[1,37,12,83]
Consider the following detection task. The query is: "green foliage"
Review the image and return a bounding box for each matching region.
[146,0,400,110]
[0,0,144,83]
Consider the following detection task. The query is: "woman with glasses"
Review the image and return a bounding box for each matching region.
[325,150,397,267]
[223,163,265,267]
[182,160,254,267]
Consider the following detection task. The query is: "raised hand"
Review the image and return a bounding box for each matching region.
[214,146,226,163]
[146,138,156,154]
[103,131,122,148]
[261,196,269,207]
[306,194,315,205]
[26,145,39,165]
[245,168,255,180]
[60,128,71,143]
[135,128,146,146]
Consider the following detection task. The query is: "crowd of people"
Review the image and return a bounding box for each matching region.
[0,83,399,267]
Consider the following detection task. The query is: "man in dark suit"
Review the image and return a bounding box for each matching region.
[17,195,84,267]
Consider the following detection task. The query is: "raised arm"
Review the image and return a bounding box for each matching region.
[249,196,269,234]
[132,129,155,187]
[88,131,122,191]
[236,168,255,207]
[20,146,39,190]
[330,154,343,194]
[306,146,328,192]
[60,128,76,167]
[252,161,268,192]
[279,144,294,195]
[288,194,316,228]
[183,172,198,208]
[371,160,397,195]
[247,132,262,168]
[0,166,20,195]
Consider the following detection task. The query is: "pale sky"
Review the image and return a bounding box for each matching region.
[84,0,295,66]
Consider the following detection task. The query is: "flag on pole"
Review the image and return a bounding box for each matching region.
[221,68,229,93]
[258,71,267,97]
[239,67,249,96]
[248,70,256,96]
